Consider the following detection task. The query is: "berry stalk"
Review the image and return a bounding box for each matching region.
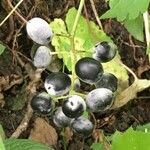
[70,0,85,91]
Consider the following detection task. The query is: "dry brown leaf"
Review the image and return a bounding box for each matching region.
[0,93,5,107]
[64,127,73,144]
[112,79,150,109]
[29,117,58,147]
[92,129,111,150]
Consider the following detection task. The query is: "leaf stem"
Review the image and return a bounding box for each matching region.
[71,0,85,36]
[70,0,85,91]
[53,92,86,101]
[89,0,103,30]
[143,11,150,60]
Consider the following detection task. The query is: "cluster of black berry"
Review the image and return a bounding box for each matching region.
[26,17,118,137]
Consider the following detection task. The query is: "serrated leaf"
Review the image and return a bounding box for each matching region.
[4,139,53,150]
[50,8,111,71]
[66,8,111,50]
[0,43,6,55]
[101,0,150,21]
[124,15,144,41]
[112,128,150,150]
[50,8,129,92]
[136,123,150,133]
[50,19,71,70]
[50,19,70,58]
[91,142,104,150]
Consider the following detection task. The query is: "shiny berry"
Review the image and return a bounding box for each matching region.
[53,107,72,128]
[93,41,116,62]
[31,92,54,114]
[95,73,118,92]
[62,95,86,118]
[71,116,94,137]
[75,57,103,84]
[44,72,71,96]
[86,88,114,112]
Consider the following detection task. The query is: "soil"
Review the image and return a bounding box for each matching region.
[0,0,150,149]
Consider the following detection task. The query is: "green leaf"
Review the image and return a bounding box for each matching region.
[124,15,144,41]
[0,43,6,55]
[50,19,71,70]
[91,142,104,150]
[50,8,111,71]
[50,8,129,92]
[66,8,111,49]
[4,139,53,150]
[101,0,150,21]
[102,52,129,93]
[0,125,6,140]
[0,124,6,150]
[136,123,150,133]
[0,136,5,150]
[82,111,89,119]
[112,128,150,150]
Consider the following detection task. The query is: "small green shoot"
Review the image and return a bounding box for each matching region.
[0,43,6,55]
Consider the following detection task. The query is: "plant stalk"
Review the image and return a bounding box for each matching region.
[143,11,150,55]
[70,0,85,90]
[143,11,150,61]
[0,0,24,27]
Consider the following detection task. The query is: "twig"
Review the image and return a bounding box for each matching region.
[4,77,23,91]
[0,0,24,27]
[84,4,101,43]
[17,51,33,64]
[90,112,97,130]
[12,7,35,51]
[118,61,138,81]
[7,0,27,24]
[5,16,15,43]
[121,40,145,48]
[129,35,139,62]
[89,0,103,30]
[11,102,33,138]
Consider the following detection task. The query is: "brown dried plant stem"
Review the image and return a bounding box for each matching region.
[6,0,27,24]
[0,0,25,27]
[89,0,103,30]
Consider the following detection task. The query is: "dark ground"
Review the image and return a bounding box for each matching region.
[0,0,150,149]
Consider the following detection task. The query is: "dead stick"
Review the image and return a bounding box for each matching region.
[7,0,27,24]
[89,0,103,30]
[0,0,24,26]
